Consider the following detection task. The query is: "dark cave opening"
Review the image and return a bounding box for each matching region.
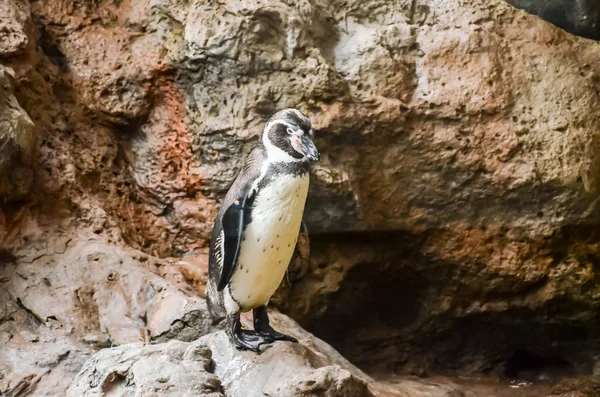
[284,231,600,381]
[504,350,573,380]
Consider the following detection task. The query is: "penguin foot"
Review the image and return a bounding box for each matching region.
[260,328,298,343]
[233,330,275,352]
[228,312,274,352]
[253,305,298,344]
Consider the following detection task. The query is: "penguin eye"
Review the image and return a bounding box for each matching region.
[286,127,294,135]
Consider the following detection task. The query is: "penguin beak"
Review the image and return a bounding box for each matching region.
[300,135,320,162]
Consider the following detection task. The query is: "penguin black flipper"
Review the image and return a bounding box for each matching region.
[209,147,265,299]
[218,192,251,291]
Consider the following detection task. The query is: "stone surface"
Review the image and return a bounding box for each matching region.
[66,340,223,397]
[0,235,215,396]
[256,311,467,397]
[547,377,600,397]
[201,331,372,397]
[66,324,467,397]
[2,0,600,395]
[0,0,31,57]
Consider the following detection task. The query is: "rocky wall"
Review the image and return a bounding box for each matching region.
[2,0,600,395]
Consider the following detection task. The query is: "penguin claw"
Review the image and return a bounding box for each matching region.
[233,330,275,352]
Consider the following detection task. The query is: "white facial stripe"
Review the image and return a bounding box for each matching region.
[288,127,303,137]
[265,119,302,136]
[262,120,305,163]
[262,127,304,163]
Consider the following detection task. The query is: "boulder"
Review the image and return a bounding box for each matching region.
[66,323,466,397]
[66,340,223,397]
[199,331,373,397]
[0,237,215,396]
[0,0,30,58]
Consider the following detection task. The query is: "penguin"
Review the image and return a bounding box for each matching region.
[206,108,319,352]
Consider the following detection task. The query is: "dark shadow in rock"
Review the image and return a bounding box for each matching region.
[505,0,600,40]
[281,225,600,377]
[504,350,573,381]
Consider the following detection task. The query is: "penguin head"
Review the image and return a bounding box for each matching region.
[262,109,320,163]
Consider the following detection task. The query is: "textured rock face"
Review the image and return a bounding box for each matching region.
[66,318,465,397]
[66,331,374,397]
[2,0,600,395]
[201,332,372,397]
[66,340,223,397]
[0,236,215,396]
[0,0,31,58]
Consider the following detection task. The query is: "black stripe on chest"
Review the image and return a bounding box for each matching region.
[257,162,309,191]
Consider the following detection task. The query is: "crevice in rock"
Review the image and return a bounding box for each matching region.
[37,24,68,72]
[15,298,43,327]
[409,0,418,25]
[0,249,16,266]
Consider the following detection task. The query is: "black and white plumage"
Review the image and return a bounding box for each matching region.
[206,108,319,352]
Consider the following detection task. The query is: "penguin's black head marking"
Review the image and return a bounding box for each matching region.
[266,123,304,160]
[263,108,319,163]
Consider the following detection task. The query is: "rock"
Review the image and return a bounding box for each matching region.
[8,238,214,345]
[0,286,95,397]
[547,377,600,397]
[67,316,464,397]
[0,236,216,396]
[2,0,600,394]
[253,311,466,397]
[0,65,35,200]
[67,326,374,397]
[200,331,373,397]
[0,0,30,57]
[65,312,466,397]
[505,0,600,40]
[276,231,600,375]
[66,340,223,397]
[0,228,462,397]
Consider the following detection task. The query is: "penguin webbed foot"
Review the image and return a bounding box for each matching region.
[233,330,275,352]
[260,327,298,343]
[228,312,274,352]
[253,306,298,344]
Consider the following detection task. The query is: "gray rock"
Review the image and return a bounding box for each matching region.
[66,340,223,397]
[0,237,216,396]
[200,331,373,397]
[67,331,373,397]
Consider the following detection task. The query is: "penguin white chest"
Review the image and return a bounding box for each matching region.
[228,173,309,311]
